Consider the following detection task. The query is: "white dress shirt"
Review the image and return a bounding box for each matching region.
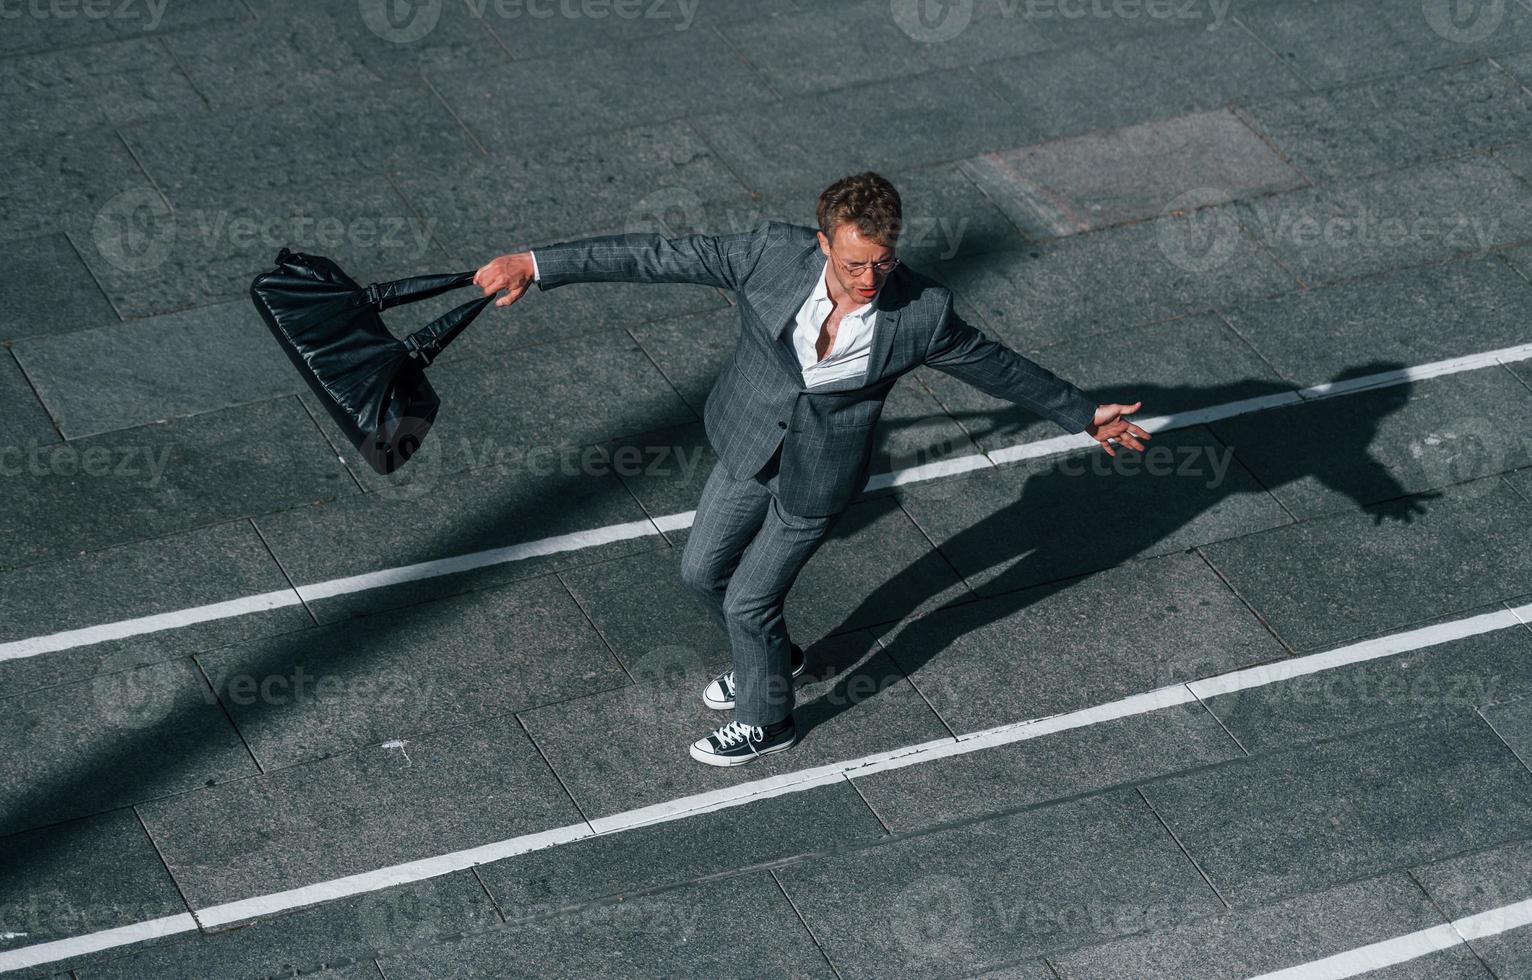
[528,249,880,389]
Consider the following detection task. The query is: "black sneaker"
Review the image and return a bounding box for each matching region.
[702,644,806,711]
[689,715,798,766]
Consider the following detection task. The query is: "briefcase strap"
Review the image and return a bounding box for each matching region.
[402,293,495,368]
[362,270,477,312]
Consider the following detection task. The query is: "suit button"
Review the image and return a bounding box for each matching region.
[778,421,787,429]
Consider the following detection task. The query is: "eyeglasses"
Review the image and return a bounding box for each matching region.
[834,255,900,276]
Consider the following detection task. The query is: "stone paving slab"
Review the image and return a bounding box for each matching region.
[1047,871,1488,979]
[453,277,729,355]
[1219,250,1532,387]
[1235,0,1532,88]
[380,870,835,979]
[390,121,754,263]
[0,809,187,972]
[12,301,303,439]
[688,68,1032,199]
[974,27,1307,143]
[197,572,630,770]
[934,210,1296,353]
[917,311,1287,454]
[1140,710,1532,906]
[457,0,796,62]
[774,788,1222,979]
[474,780,886,921]
[852,700,1244,834]
[1,349,57,448]
[0,234,116,341]
[0,519,311,698]
[0,129,155,244]
[135,713,580,911]
[1233,153,1532,286]
[430,27,776,154]
[0,656,256,836]
[70,871,497,980]
[1411,835,1532,979]
[960,109,1306,238]
[1234,59,1532,182]
[1,396,353,572]
[0,36,204,141]
[895,426,1292,599]
[1204,601,1532,754]
[870,549,1287,734]
[519,630,952,819]
[1481,693,1532,762]
[251,453,666,621]
[1210,366,1532,520]
[1199,476,1532,652]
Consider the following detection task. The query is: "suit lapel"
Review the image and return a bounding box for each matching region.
[770,242,903,388]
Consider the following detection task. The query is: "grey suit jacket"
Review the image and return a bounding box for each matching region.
[532,219,1097,517]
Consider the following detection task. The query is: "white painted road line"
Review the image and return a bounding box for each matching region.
[1246,898,1532,979]
[6,339,1532,668]
[4,597,1529,974]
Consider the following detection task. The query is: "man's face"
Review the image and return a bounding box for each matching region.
[817,223,897,305]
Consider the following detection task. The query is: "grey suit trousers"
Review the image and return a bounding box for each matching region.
[679,444,842,726]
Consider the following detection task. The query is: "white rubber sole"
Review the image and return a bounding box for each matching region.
[688,732,799,766]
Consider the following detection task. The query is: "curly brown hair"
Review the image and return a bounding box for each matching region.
[817,172,902,247]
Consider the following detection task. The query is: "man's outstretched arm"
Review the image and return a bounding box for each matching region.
[924,293,1150,453]
[474,221,771,309]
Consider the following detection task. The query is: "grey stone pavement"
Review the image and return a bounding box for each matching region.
[2,0,1532,976]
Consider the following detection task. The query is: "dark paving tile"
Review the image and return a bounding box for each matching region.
[917,311,1287,455]
[1412,835,1532,979]
[1220,251,1532,387]
[1204,602,1532,754]
[100,0,251,37]
[519,630,951,820]
[1211,367,1532,520]
[0,234,116,341]
[468,0,795,60]
[1,349,57,448]
[0,397,353,571]
[0,36,204,140]
[0,520,311,698]
[894,426,1292,598]
[935,211,1296,353]
[73,872,496,980]
[0,3,112,55]
[0,809,187,968]
[381,871,834,979]
[976,27,1307,143]
[592,419,716,521]
[476,780,886,918]
[1141,711,1532,906]
[198,574,630,769]
[0,129,155,245]
[0,658,255,836]
[1200,477,1532,652]
[688,69,1032,198]
[136,713,581,909]
[852,701,1244,834]
[1235,59,1532,182]
[1048,872,1486,979]
[390,121,754,262]
[776,788,1221,978]
[252,430,670,622]
[1237,0,1532,88]
[870,550,1287,734]
[960,109,1306,238]
[1481,693,1532,764]
[432,28,775,153]
[1234,153,1532,286]
[12,300,304,439]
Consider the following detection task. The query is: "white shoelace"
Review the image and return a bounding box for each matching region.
[712,720,763,749]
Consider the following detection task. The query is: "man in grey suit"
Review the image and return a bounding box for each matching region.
[475,172,1149,767]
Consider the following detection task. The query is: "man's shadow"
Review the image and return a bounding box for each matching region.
[792,363,1435,734]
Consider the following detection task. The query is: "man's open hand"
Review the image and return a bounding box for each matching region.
[1086,401,1151,456]
[474,252,536,309]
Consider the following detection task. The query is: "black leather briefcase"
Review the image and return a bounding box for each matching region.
[250,248,492,474]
